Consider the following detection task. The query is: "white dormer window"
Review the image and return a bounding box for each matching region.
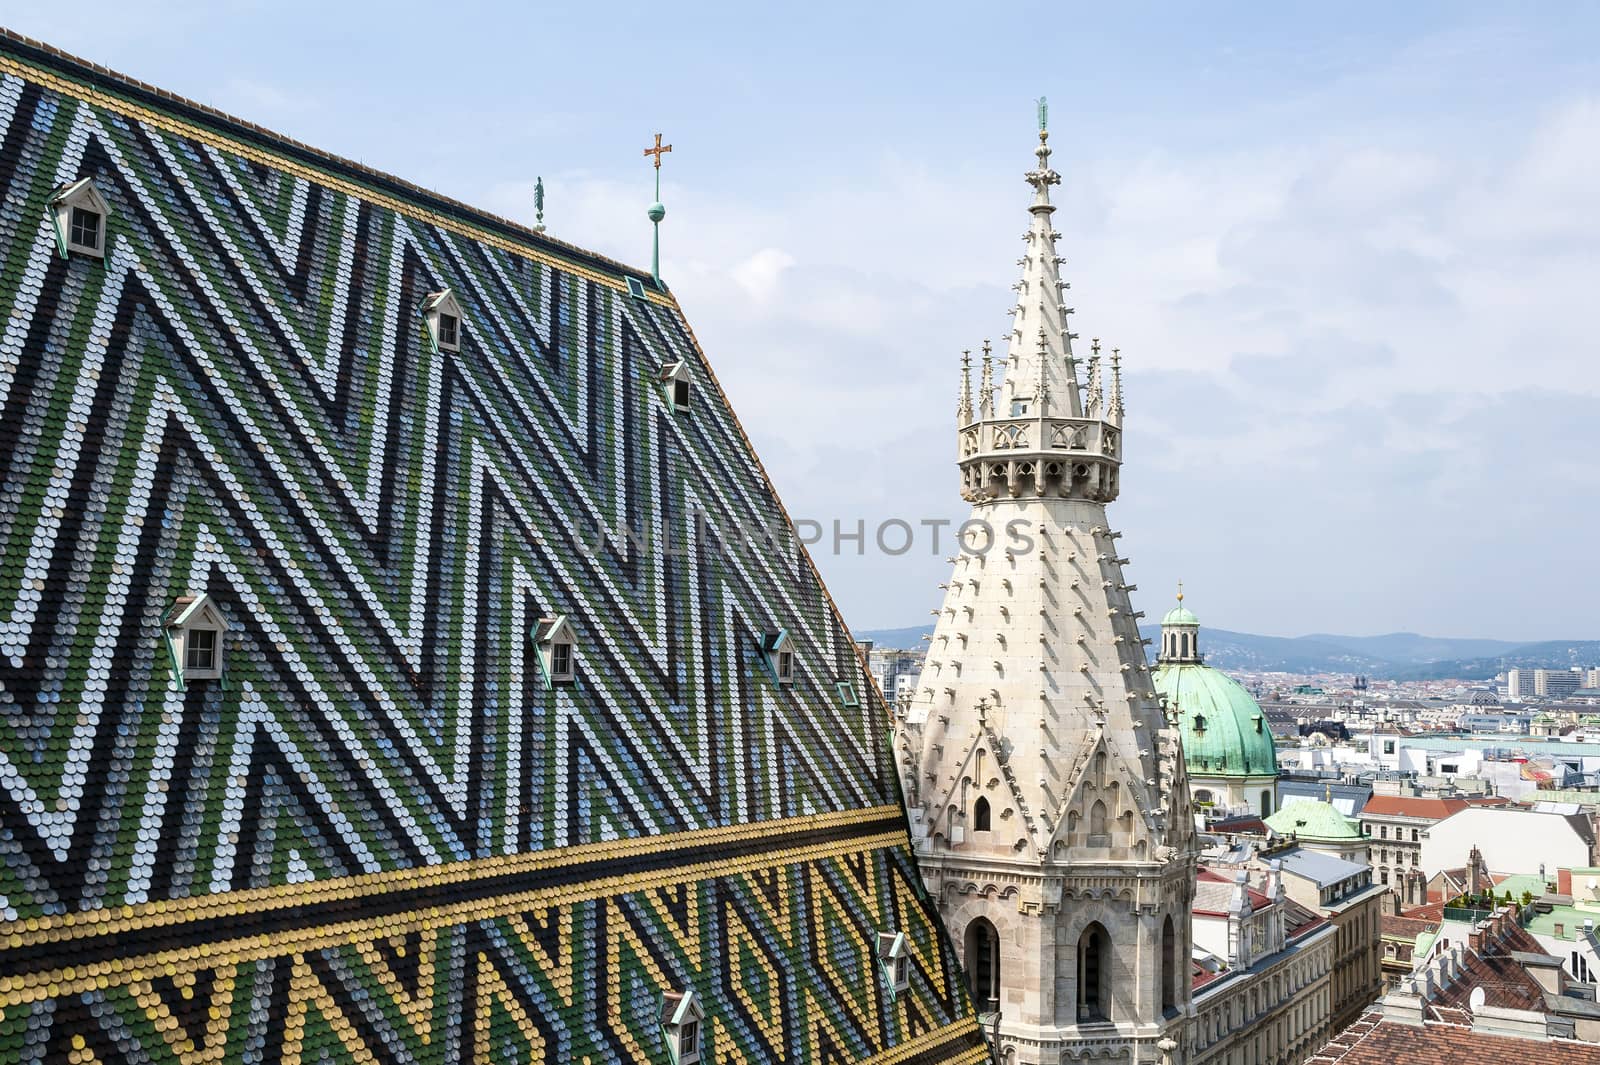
[532,616,576,685]
[660,361,692,413]
[50,178,110,258]
[759,630,794,686]
[421,290,463,352]
[878,931,911,997]
[165,593,228,682]
[660,989,704,1065]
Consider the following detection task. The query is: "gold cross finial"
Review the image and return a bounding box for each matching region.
[1177,579,1184,604]
[644,132,672,169]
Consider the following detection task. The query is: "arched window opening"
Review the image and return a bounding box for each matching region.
[1194,789,1213,806]
[1088,800,1108,844]
[1261,790,1273,816]
[964,918,1001,1015]
[1161,917,1178,1014]
[974,796,992,833]
[1077,923,1110,1023]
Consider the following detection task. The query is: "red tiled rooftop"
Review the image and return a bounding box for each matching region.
[1401,900,1449,921]
[1308,1009,1600,1064]
[1361,795,1470,819]
[1381,915,1439,940]
[1428,921,1548,1015]
[1191,960,1223,991]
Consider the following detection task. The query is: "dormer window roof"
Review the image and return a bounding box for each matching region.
[659,361,692,413]
[164,593,228,684]
[877,931,911,997]
[660,990,704,1065]
[532,615,576,685]
[50,178,110,259]
[421,289,463,352]
[760,629,794,687]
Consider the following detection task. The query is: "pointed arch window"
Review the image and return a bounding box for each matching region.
[974,795,991,833]
[420,290,463,352]
[1161,916,1179,1014]
[1077,923,1111,1023]
[964,918,1000,1014]
[1088,800,1109,845]
[50,178,110,258]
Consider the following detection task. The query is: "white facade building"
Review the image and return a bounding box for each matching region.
[1188,865,1336,1065]
[1419,807,1594,878]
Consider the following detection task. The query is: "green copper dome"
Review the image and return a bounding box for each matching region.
[1152,659,1277,778]
[1263,800,1362,842]
[1162,603,1199,626]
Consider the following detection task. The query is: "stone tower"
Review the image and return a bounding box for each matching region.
[894,118,1197,1064]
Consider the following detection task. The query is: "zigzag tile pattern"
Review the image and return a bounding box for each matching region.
[0,32,985,1063]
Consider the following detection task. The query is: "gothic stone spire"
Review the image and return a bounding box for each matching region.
[898,107,1195,1060]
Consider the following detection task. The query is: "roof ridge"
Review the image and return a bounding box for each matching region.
[0,24,659,289]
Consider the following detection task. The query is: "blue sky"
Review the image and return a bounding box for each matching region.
[6,2,1598,639]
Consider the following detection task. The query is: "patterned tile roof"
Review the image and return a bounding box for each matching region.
[0,27,985,1064]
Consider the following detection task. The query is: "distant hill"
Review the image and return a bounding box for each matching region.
[855,623,1597,679]
[1385,641,1600,681]
[1143,627,1395,674]
[1297,632,1522,665]
[854,625,933,650]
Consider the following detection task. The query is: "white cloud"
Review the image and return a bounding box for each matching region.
[730,248,795,303]
[484,78,1599,638]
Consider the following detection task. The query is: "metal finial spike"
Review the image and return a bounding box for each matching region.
[1036,96,1048,135]
[644,134,672,286]
[533,176,546,233]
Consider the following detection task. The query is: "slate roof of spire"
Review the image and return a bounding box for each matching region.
[0,27,986,1064]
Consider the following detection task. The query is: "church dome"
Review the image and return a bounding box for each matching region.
[1151,591,1276,778]
[1161,603,1199,627]
[1263,800,1362,843]
[1153,660,1278,777]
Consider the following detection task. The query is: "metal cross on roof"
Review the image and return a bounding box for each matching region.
[643,132,672,169]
